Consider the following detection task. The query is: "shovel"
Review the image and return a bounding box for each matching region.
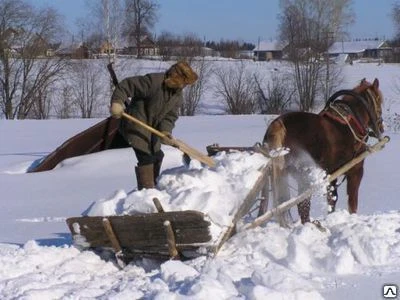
[107,62,215,168]
[121,112,216,168]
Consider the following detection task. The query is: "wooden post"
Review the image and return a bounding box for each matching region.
[212,164,271,255]
[102,218,122,252]
[245,136,390,230]
[102,218,125,268]
[258,172,270,217]
[164,220,179,259]
[153,197,165,213]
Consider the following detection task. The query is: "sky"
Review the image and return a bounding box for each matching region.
[28,0,397,44]
[1,59,400,299]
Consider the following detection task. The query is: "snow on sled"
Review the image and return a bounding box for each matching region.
[66,150,271,265]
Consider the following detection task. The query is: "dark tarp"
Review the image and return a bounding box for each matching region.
[29,117,129,172]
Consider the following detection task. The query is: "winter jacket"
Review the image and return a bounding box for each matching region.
[111,72,182,154]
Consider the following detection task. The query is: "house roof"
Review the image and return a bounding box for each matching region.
[253,41,285,52]
[328,40,389,54]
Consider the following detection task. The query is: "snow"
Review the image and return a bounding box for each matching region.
[1,60,400,299]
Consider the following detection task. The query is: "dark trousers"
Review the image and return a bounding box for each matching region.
[133,148,164,166]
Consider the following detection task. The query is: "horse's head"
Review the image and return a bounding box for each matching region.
[355,78,384,139]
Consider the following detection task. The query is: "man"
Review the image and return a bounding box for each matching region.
[110,61,198,190]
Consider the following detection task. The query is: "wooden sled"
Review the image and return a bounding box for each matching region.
[29,117,128,172]
[66,163,272,266]
[67,210,213,264]
[206,143,269,157]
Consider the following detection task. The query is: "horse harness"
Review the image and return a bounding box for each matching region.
[320,88,382,189]
[320,88,381,145]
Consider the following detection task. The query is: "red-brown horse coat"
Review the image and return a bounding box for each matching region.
[264,79,384,224]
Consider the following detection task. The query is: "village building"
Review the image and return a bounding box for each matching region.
[328,39,392,63]
[253,40,285,61]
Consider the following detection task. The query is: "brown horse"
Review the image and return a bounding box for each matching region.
[263,78,384,225]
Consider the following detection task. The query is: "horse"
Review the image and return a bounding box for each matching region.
[263,78,384,225]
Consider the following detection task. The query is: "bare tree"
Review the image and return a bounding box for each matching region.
[181,59,212,116]
[157,31,177,61]
[255,72,294,114]
[69,60,107,118]
[0,0,67,119]
[213,61,258,114]
[157,31,203,61]
[81,0,123,59]
[124,0,159,58]
[392,2,400,40]
[54,86,75,119]
[26,85,56,119]
[278,0,354,111]
[179,33,203,59]
[319,62,344,106]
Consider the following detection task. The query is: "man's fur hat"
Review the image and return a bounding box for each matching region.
[164,61,198,89]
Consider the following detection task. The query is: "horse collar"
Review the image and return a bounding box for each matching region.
[323,101,368,140]
[321,89,371,142]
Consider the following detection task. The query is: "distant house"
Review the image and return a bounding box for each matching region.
[56,43,90,59]
[328,40,392,62]
[253,41,285,61]
[200,46,220,57]
[119,35,159,57]
[99,41,114,55]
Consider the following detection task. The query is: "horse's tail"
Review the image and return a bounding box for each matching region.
[264,118,291,226]
[264,118,287,172]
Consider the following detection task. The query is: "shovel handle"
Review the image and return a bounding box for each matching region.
[121,112,216,168]
[122,112,168,139]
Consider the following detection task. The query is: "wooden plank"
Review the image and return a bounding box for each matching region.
[258,173,270,217]
[66,211,212,256]
[206,143,269,157]
[210,163,271,255]
[244,136,390,230]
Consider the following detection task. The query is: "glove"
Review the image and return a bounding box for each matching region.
[110,102,124,119]
[160,131,174,146]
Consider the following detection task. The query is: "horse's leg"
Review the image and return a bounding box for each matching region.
[297,178,311,224]
[297,198,311,224]
[293,169,311,224]
[327,179,338,213]
[346,162,364,213]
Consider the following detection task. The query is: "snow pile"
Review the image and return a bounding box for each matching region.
[1,210,399,299]
[85,151,270,241]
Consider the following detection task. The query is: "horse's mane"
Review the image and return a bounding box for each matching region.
[353,78,383,107]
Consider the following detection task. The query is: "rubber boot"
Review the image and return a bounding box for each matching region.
[135,164,155,190]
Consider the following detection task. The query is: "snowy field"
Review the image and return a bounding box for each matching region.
[0,60,400,299]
